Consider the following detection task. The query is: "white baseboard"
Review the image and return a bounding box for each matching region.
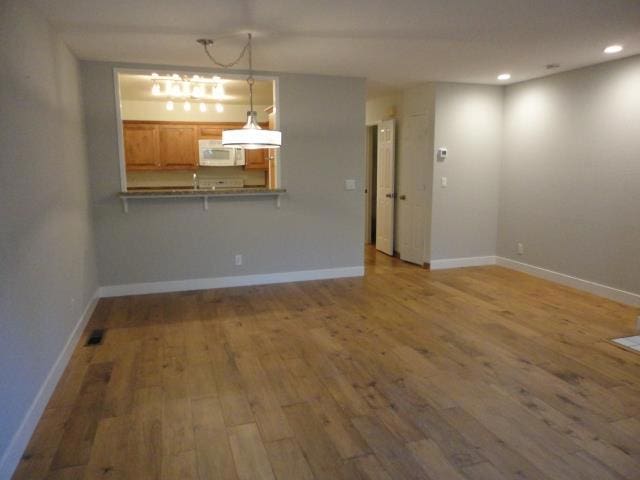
[430,255,497,270]
[99,266,365,297]
[0,291,99,479]
[496,257,640,307]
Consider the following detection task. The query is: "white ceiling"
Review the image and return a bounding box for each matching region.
[32,0,640,94]
[118,73,274,105]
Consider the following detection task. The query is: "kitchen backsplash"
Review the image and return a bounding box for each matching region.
[127,166,266,188]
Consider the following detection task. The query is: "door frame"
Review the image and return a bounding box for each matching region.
[364,125,376,244]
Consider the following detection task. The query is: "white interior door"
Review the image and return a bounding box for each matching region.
[398,113,428,265]
[376,119,396,255]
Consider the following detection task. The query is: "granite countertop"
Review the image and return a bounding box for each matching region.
[120,187,286,197]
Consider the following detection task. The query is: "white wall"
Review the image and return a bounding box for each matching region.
[366,93,402,126]
[0,0,98,473]
[431,83,503,261]
[499,55,640,295]
[121,99,270,123]
[82,62,366,287]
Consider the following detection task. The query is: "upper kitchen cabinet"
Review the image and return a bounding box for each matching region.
[244,148,268,170]
[123,122,197,171]
[159,125,198,170]
[123,123,160,170]
[198,125,223,139]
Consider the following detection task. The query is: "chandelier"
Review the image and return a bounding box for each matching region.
[149,73,225,113]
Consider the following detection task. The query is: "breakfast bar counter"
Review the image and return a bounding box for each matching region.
[118,188,286,212]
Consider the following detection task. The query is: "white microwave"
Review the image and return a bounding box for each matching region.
[198,139,245,166]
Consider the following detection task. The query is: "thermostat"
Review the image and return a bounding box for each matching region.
[436,147,448,162]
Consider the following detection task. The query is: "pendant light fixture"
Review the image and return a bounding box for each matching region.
[197,34,282,149]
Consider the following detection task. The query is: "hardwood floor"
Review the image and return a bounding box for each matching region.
[14,247,640,479]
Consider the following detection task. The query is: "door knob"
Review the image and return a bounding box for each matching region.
[399,194,407,200]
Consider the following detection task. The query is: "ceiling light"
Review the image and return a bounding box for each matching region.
[604,45,623,54]
[166,100,174,111]
[215,102,224,113]
[199,102,207,112]
[183,101,191,111]
[197,34,282,149]
[212,75,221,82]
[171,83,182,97]
[192,85,204,98]
[151,82,161,96]
[151,72,159,79]
[497,73,511,81]
[212,83,225,100]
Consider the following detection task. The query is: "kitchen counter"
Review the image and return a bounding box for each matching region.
[118,187,286,212]
[121,187,285,196]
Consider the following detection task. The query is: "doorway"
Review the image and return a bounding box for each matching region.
[364,126,378,244]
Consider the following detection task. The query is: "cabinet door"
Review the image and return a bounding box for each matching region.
[244,149,268,170]
[198,125,222,139]
[124,124,160,170]
[159,125,198,169]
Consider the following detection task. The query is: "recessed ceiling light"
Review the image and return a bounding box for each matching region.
[604,45,623,54]
[497,73,511,81]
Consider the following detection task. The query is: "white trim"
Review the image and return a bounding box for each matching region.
[496,257,640,307]
[430,255,497,270]
[0,292,99,479]
[99,266,365,297]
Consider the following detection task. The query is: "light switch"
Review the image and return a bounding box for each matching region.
[441,176,448,187]
[345,179,356,190]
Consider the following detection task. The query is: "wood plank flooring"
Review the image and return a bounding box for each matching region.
[13,247,640,479]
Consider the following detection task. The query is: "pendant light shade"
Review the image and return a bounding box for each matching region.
[222,111,281,149]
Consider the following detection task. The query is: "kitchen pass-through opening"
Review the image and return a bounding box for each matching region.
[114,68,280,193]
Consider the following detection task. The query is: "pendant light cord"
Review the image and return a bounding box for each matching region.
[198,33,255,112]
[199,34,251,69]
[247,34,254,113]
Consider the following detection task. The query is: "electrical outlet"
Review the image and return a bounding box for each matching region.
[517,242,524,255]
[235,254,243,266]
[441,176,448,187]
